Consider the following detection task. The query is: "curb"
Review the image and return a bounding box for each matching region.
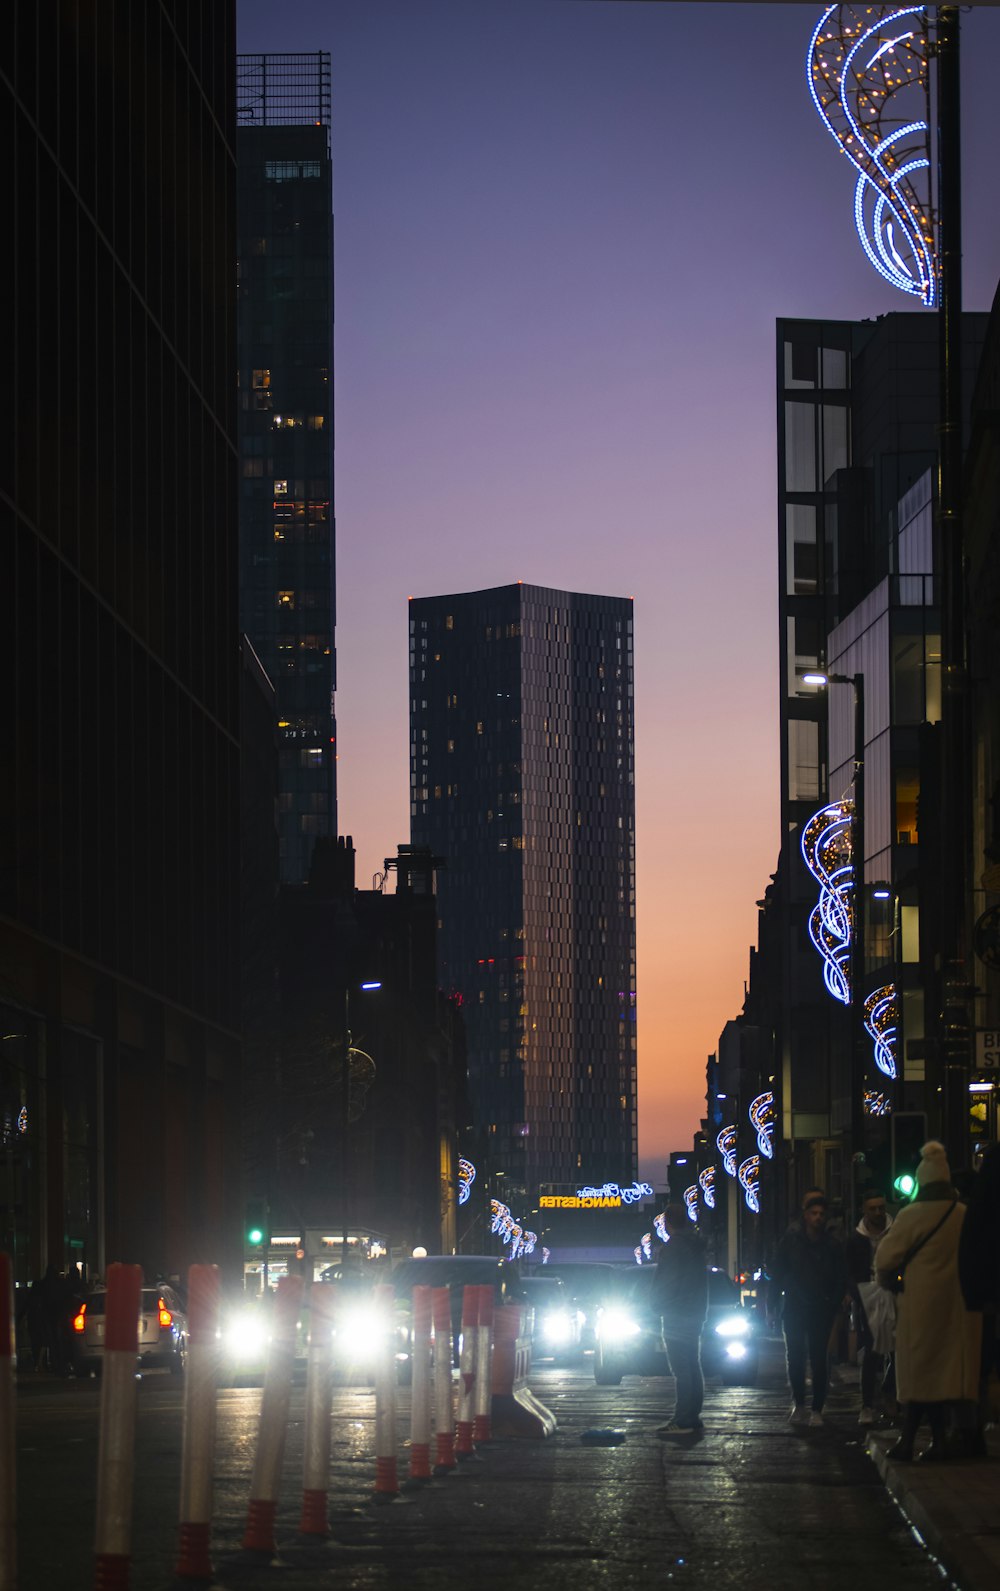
[868,1433,1000,1591]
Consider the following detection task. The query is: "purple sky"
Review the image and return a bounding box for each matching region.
[236,1,1000,1185]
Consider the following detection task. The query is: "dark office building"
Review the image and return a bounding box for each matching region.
[2,3,242,1285]
[409,585,637,1205]
[236,53,336,884]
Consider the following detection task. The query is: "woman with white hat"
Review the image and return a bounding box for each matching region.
[875,1140,982,1461]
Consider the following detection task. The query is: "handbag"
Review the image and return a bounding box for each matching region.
[883,1198,957,1296]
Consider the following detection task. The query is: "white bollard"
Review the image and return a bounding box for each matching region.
[473,1284,494,1444]
[0,1255,14,1591]
[175,1265,220,1581]
[372,1283,399,1502]
[242,1275,304,1554]
[454,1285,479,1459]
[431,1286,455,1476]
[94,1262,143,1591]
[298,1284,335,1536]
[408,1286,433,1483]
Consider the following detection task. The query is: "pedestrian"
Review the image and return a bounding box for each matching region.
[649,1203,708,1436]
[769,1188,848,1426]
[847,1187,897,1425]
[956,1141,1000,1458]
[875,1140,982,1463]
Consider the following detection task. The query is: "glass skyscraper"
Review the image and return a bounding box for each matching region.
[409,584,637,1203]
[237,53,336,883]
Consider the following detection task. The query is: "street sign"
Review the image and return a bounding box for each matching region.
[975,1031,1000,1071]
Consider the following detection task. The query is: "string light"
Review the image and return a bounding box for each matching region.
[717,1124,738,1178]
[738,1156,760,1215]
[801,799,854,1004]
[865,1089,892,1116]
[458,1157,476,1205]
[807,5,935,305]
[864,983,898,1079]
[748,1091,775,1160]
[698,1166,716,1210]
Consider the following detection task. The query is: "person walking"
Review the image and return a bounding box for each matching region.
[769,1189,848,1426]
[649,1203,708,1436]
[875,1140,982,1462]
[847,1187,897,1425]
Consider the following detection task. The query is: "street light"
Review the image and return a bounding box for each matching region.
[341,979,382,1261]
[803,668,867,1224]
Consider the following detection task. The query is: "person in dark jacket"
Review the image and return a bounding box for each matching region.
[957,1142,1000,1457]
[769,1189,848,1426]
[649,1203,708,1435]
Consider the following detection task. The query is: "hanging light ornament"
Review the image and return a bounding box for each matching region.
[748,1091,775,1160]
[654,1212,668,1243]
[864,983,899,1079]
[698,1165,716,1210]
[864,1089,892,1117]
[738,1156,761,1215]
[717,1124,738,1178]
[801,799,855,1003]
[808,5,936,304]
[458,1157,476,1205]
[683,1186,699,1224]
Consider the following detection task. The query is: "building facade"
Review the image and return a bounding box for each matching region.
[3,2,242,1285]
[409,584,637,1206]
[237,53,337,885]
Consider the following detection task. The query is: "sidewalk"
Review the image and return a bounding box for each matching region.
[867,1424,1000,1591]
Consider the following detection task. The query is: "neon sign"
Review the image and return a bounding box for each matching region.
[575,1181,652,1204]
[698,1166,716,1210]
[717,1124,738,1178]
[808,6,936,305]
[458,1157,476,1205]
[748,1092,775,1161]
[801,799,854,1004]
[864,983,898,1080]
[738,1156,760,1215]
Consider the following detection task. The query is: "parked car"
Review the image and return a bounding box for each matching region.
[593,1265,759,1387]
[72,1284,189,1375]
[509,1274,583,1360]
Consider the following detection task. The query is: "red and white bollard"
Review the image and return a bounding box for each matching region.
[472,1284,494,1445]
[407,1286,433,1483]
[175,1265,220,1581]
[242,1275,304,1555]
[372,1284,399,1503]
[454,1285,479,1460]
[431,1286,455,1476]
[0,1255,15,1591]
[298,1284,335,1536]
[94,1262,143,1591]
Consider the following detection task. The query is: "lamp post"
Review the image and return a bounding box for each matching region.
[803,669,866,1224]
[341,980,381,1263]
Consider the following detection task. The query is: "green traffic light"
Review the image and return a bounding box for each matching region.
[893,1172,916,1198]
[247,1226,264,1245]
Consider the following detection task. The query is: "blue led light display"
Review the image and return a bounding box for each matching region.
[864,983,898,1080]
[748,1091,775,1161]
[808,5,936,305]
[458,1157,476,1205]
[801,799,854,1004]
[698,1166,716,1210]
[738,1155,760,1215]
[717,1124,738,1178]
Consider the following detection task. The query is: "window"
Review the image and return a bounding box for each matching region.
[277,591,295,609]
[265,159,322,181]
[252,369,271,390]
[274,480,288,495]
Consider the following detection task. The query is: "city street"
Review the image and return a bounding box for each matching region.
[15,1337,952,1589]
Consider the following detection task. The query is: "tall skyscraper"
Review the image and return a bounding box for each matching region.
[409,584,637,1203]
[237,53,336,883]
[3,2,242,1280]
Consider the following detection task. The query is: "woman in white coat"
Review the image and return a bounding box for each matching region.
[875,1140,982,1461]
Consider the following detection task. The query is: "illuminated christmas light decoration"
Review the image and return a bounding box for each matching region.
[633,1245,643,1266]
[717,1124,738,1178]
[654,1212,668,1243]
[864,983,899,1080]
[490,1197,535,1256]
[458,1157,476,1205]
[576,1181,653,1204]
[807,5,936,305]
[521,1231,537,1255]
[698,1166,716,1210]
[640,1232,652,1260]
[738,1156,761,1215]
[801,799,855,1004]
[748,1091,775,1160]
[864,1089,892,1117]
[683,1186,699,1224]
[490,1198,512,1237]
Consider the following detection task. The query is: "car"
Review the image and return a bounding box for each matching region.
[389,1254,514,1373]
[593,1265,759,1387]
[509,1274,583,1360]
[72,1284,189,1375]
[524,1262,624,1351]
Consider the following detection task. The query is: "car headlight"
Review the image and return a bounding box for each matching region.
[714,1314,751,1338]
[541,1309,573,1344]
[333,1305,386,1360]
[724,1341,748,1361]
[599,1309,641,1344]
[221,1315,269,1358]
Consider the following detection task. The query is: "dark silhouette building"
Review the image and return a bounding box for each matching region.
[3,3,242,1284]
[409,584,637,1206]
[236,52,337,884]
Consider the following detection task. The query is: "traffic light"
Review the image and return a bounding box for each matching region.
[245,1196,269,1251]
[890,1112,927,1199]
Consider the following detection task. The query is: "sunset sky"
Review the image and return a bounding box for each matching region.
[236,1,1000,1184]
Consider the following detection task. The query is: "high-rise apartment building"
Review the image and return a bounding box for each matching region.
[3,2,242,1280]
[237,53,336,883]
[409,585,637,1203]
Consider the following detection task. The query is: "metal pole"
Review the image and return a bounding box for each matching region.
[849,673,866,1229]
[935,5,971,1169]
[342,987,350,1263]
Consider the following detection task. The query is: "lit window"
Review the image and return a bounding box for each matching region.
[252,369,271,390]
[274,480,288,495]
[277,591,295,609]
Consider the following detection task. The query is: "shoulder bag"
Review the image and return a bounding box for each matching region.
[883,1198,957,1295]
